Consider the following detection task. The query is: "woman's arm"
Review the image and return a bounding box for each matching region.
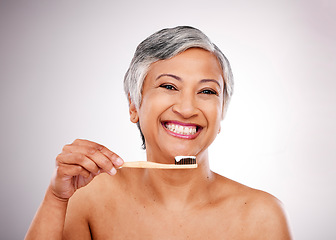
[25,139,124,239]
[25,186,69,240]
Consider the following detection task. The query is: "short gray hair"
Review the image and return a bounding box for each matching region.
[123,26,234,148]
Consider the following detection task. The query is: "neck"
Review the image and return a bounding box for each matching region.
[143,150,214,210]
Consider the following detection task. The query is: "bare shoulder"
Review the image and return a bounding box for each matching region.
[245,189,291,237]
[213,173,292,239]
[66,170,130,212]
[63,172,127,239]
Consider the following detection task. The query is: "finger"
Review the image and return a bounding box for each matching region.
[61,145,116,175]
[64,140,124,171]
[99,146,124,168]
[71,139,104,149]
[56,152,100,175]
[56,164,91,179]
[69,139,124,167]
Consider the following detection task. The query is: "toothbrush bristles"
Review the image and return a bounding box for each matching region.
[174,156,196,165]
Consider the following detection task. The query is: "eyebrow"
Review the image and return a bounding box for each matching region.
[200,79,222,88]
[156,74,222,88]
[156,74,181,81]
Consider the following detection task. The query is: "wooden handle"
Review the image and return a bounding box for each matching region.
[119,161,197,169]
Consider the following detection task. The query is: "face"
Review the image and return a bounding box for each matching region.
[129,48,224,163]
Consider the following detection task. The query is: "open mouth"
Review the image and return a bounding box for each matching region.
[162,121,202,139]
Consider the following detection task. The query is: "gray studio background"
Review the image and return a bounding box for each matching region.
[1,0,335,239]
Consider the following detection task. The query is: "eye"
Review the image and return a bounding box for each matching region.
[160,84,177,91]
[199,89,218,95]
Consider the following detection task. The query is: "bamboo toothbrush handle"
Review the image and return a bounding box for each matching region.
[119,161,197,169]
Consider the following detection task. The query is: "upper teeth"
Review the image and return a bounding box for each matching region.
[165,123,197,135]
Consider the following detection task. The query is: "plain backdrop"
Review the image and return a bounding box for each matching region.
[1,0,335,239]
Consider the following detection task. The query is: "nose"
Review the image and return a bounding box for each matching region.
[172,91,198,119]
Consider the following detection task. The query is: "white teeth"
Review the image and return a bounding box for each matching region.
[178,126,183,134]
[165,123,197,135]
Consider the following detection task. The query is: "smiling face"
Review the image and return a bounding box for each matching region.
[129,48,224,163]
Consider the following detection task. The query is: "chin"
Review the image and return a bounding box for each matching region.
[160,143,203,158]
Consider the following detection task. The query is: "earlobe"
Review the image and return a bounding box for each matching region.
[129,97,139,123]
[130,108,139,123]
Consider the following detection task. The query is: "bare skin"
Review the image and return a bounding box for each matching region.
[26,49,292,239]
[64,166,291,239]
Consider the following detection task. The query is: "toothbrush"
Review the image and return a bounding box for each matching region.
[118,156,197,169]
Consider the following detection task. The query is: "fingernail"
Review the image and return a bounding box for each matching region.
[115,157,124,166]
[110,167,117,175]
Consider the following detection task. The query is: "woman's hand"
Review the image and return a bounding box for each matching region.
[50,139,124,200]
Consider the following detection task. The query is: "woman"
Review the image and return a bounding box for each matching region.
[26,26,292,239]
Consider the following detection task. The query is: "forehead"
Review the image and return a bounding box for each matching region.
[146,48,224,82]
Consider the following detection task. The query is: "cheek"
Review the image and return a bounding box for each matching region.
[206,97,222,114]
[138,93,170,125]
[210,108,222,127]
[203,100,223,128]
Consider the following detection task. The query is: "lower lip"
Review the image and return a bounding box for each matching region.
[161,123,201,140]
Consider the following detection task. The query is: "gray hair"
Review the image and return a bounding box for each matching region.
[123,26,234,148]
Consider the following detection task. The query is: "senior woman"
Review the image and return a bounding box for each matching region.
[26,26,292,239]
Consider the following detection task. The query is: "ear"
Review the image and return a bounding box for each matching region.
[128,95,139,123]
